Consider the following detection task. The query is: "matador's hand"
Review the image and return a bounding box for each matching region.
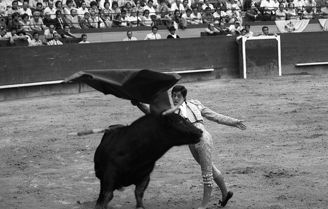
[235,121,247,130]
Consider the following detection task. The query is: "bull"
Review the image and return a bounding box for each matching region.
[94,113,202,209]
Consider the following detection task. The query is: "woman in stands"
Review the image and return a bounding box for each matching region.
[101,1,113,28]
[171,9,187,29]
[111,1,121,20]
[275,3,287,20]
[141,9,152,26]
[286,2,299,20]
[55,0,64,14]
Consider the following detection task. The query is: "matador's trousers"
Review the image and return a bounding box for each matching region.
[188,122,214,187]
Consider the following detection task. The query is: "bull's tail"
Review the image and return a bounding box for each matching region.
[68,128,106,136]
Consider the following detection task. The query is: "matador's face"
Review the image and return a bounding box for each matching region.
[171,92,184,106]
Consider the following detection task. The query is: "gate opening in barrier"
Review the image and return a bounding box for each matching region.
[239,36,282,79]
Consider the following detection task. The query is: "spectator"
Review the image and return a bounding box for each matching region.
[135,0,144,16]
[294,0,306,15]
[79,33,90,43]
[201,0,214,11]
[182,8,193,25]
[157,0,169,17]
[202,6,214,24]
[8,28,20,44]
[190,6,202,24]
[244,24,254,37]
[55,0,64,14]
[143,0,156,15]
[35,2,44,15]
[182,0,191,13]
[171,9,187,29]
[47,31,63,45]
[226,0,242,22]
[77,1,89,17]
[113,9,129,26]
[44,23,57,40]
[29,0,46,9]
[60,24,77,38]
[167,26,180,38]
[275,3,287,20]
[43,1,57,19]
[111,1,121,18]
[89,1,100,15]
[124,2,134,16]
[318,0,328,18]
[19,13,33,32]
[302,6,315,19]
[236,28,247,41]
[66,8,81,29]
[286,2,299,19]
[80,12,93,29]
[170,0,185,13]
[89,10,105,28]
[304,0,317,13]
[101,2,113,27]
[0,26,12,41]
[7,0,20,16]
[141,9,153,26]
[28,31,43,46]
[228,20,242,34]
[258,25,274,36]
[216,21,230,34]
[127,11,140,27]
[123,30,138,41]
[260,0,277,20]
[7,12,21,31]
[64,0,76,16]
[245,1,262,21]
[144,25,161,40]
[43,12,56,27]
[205,23,220,35]
[19,1,33,16]
[30,11,46,32]
[53,10,68,30]
[156,9,171,26]
[212,7,222,24]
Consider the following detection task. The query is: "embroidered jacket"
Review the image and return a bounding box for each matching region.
[181,99,240,126]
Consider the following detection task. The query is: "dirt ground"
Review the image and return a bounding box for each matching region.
[0,74,327,209]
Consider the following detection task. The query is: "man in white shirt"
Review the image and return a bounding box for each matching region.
[78,33,90,44]
[43,1,57,19]
[19,1,33,16]
[144,26,161,40]
[123,30,138,41]
[77,1,89,17]
[28,31,43,46]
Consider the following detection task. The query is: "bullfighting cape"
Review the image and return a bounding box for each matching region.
[64,69,181,113]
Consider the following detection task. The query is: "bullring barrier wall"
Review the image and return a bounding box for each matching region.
[0,31,328,101]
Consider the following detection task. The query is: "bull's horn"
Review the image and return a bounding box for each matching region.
[161,100,184,115]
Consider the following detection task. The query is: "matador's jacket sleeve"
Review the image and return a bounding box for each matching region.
[188,99,241,127]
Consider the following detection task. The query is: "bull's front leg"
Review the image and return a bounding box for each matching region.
[134,175,150,209]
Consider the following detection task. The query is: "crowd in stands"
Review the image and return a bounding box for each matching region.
[0,0,328,46]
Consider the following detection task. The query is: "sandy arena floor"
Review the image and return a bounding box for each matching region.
[0,74,327,209]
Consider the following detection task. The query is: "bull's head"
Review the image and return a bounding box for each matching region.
[160,113,202,146]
